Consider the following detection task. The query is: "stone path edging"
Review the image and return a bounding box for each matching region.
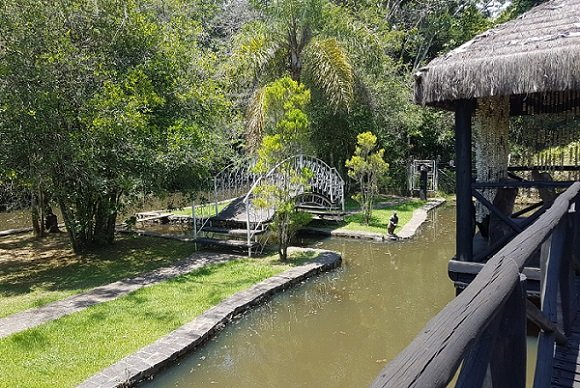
[301,198,446,241]
[0,252,238,339]
[78,249,342,388]
[397,198,446,239]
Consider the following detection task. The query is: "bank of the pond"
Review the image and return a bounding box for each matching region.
[301,198,445,241]
[142,204,457,387]
[78,249,341,388]
[0,249,339,387]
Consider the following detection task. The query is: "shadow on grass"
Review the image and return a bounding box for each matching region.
[0,234,198,297]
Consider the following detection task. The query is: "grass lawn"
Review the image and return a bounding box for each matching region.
[0,233,199,318]
[0,250,318,388]
[311,198,426,235]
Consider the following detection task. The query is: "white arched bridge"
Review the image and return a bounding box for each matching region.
[192,155,345,255]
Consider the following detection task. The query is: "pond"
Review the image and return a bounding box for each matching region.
[142,205,459,387]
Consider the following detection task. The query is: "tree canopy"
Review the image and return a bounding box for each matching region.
[0,0,520,251]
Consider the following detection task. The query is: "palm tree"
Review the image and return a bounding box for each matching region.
[232,0,361,150]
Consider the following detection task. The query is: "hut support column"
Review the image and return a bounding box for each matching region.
[456,100,474,262]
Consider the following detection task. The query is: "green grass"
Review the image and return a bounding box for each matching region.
[0,234,199,318]
[0,252,317,388]
[171,200,232,217]
[313,198,426,235]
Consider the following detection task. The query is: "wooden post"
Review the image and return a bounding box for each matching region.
[419,165,428,200]
[560,213,575,334]
[574,195,580,272]
[456,311,502,388]
[534,219,567,388]
[455,100,474,261]
[490,275,527,387]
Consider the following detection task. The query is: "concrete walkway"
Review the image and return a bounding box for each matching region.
[397,199,446,239]
[0,252,239,339]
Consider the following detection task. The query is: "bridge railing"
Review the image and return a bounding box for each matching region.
[373,182,580,388]
[212,161,258,216]
[243,155,345,256]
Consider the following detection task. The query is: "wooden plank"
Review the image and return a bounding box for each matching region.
[560,215,575,334]
[373,183,580,388]
[448,260,541,281]
[511,201,544,218]
[455,99,474,262]
[193,238,257,249]
[490,276,526,387]
[509,166,580,172]
[534,331,556,388]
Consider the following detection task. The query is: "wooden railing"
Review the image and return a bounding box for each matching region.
[372,182,580,388]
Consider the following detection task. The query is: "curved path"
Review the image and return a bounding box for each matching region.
[0,251,239,339]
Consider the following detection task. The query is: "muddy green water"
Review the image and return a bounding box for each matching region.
[142,206,459,387]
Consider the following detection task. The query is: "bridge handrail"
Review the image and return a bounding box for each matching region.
[242,155,344,204]
[242,155,345,255]
[373,182,580,388]
[213,159,258,215]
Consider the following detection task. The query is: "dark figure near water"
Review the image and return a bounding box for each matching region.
[45,209,60,233]
[387,212,398,236]
[419,165,428,200]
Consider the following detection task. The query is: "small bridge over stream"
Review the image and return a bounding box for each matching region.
[192,155,344,255]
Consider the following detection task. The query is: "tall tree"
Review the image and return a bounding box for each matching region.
[345,131,389,224]
[232,0,364,150]
[0,0,230,251]
[252,77,313,261]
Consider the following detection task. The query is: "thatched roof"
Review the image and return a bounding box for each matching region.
[415,0,580,113]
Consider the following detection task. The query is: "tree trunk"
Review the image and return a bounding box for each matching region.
[288,19,302,82]
[31,189,45,238]
[93,192,118,245]
[58,197,82,253]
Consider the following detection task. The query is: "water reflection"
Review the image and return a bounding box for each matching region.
[143,205,458,387]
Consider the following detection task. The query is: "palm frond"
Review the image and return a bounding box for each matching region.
[305,37,354,112]
[232,22,282,81]
[246,87,267,152]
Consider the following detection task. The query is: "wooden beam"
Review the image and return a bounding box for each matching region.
[534,218,568,388]
[509,166,580,172]
[455,99,475,262]
[526,299,566,346]
[473,181,574,189]
[456,312,502,388]
[511,201,544,218]
[472,189,522,233]
[490,276,526,387]
[559,213,575,334]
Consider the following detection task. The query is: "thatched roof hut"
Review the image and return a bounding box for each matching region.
[413,0,580,262]
[415,0,580,114]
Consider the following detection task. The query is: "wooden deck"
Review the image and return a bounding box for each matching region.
[552,278,580,387]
